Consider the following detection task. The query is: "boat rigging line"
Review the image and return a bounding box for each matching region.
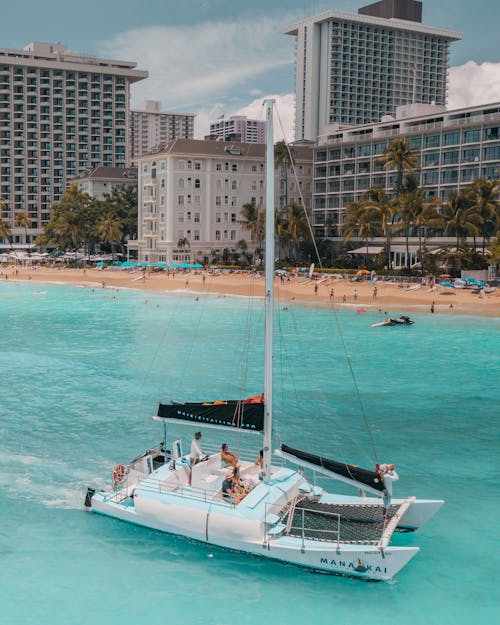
[274,107,379,465]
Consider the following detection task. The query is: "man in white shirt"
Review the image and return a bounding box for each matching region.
[190,431,205,466]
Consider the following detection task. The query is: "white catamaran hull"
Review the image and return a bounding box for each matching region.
[90,492,419,581]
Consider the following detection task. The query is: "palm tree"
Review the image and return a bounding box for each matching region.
[0,218,12,250]
[241,202,264,264]
[177,237,190,261]
[284,202,310,261]
[275,140,294,208]
[378,136,419,195]
[97,214,123,260]
[439,191,479,250]
[468,178,500,253]
[235,239,249,266]
[362,186,396,269]
[396,176,441,271]
[15,211,32,254]
[342,201,380,265]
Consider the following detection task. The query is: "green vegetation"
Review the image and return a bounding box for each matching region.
[36,183,137,258]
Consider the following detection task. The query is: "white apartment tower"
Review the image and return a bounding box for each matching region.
[0,42,147,248]
[207,116,266,144]
[130,100,195,160]
[285,0,462,142]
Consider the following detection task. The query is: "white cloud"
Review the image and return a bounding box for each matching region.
[448,61,500,108]
[102,17,294,110]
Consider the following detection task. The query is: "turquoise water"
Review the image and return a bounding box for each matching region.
[1,281,498,625]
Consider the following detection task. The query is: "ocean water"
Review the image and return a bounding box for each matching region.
[0,281,498,625]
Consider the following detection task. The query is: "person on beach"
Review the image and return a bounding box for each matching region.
[342,294,347,303]
[431,301,435,313]
[372,286,377,300]
[354,289,358,301]
[314,282,318,294]
[330,288,334,301]
[202,274,206,285]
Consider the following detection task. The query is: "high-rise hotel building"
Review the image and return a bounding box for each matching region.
[285,0,462,142]
[0,42,147,248]
[130,100,195,161]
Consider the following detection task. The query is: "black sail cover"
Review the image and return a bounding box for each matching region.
[157,400,264,432]
[281,444,386,493]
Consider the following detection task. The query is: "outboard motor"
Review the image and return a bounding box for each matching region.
[84,487,95,509]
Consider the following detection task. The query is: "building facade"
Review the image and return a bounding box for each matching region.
[285,0,462,142]
[72,166,137,201]
[0,42,147,249]
[312,102,500,239]
[206,116,266,144]
[130,100,195,161]
[137,139,312,263]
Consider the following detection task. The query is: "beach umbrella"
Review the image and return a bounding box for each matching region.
[275,269,287,275]
[356,269,370,275]
[192,263,203,269]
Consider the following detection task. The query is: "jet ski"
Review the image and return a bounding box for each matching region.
[371,315,415,327]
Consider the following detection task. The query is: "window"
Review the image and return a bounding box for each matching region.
[194,212,200,223]
[424,153,440,166]
[443,131,460,146]
[442,151,459,165]
[442,170,458,183]
[462,148,480,163]
[215,196,221,206]
[425,135,440,149]
[194,178,200,188]
[484,146,500,160]
[215,230,221,240]
[463,129,480,144]
[178,195,184,205]
[484,127,500,140]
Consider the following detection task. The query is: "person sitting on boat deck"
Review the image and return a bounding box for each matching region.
[190,431,208,466]
[231,465,251,503]
[222,469,235,502]
[221,443,238,467]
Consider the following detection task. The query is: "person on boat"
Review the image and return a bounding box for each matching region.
[255,449,265,480]
[378,463,399,509]
[222,469,235,502]
[190,432,207,466]
[231,465,250,503]
[221,443,238,467]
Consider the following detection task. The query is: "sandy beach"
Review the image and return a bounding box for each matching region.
[2,266,499,317]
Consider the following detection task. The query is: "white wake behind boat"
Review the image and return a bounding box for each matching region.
[85,101,443,581]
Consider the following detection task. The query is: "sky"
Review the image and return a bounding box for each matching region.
[1,0,500,140]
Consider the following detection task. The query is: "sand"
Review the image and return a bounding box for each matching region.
[2,266,499,318]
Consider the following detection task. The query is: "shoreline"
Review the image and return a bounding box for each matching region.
[2,266,499,318]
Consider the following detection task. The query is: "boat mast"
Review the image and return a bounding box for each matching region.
[263,99,275,483]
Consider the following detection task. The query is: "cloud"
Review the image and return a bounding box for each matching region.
[448,61,500,109]
[102,17,294,110]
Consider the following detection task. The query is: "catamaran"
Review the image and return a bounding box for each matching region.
[85,101,443,581]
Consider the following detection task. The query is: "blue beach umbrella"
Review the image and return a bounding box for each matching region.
[192,263,203,269]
